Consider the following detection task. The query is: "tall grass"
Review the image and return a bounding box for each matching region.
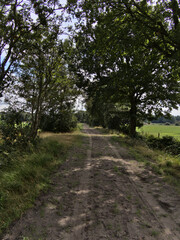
[0,139,66,234]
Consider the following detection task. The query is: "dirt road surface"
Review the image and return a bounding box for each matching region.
[2,125,180,240]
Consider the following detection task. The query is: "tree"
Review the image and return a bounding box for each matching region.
[0,0,62,94]
[5,27,78,139]
[67,1,180,137]
[67,0,180,60]
[124,0,180,58]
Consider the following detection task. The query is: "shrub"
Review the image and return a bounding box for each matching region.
[146,135,180,155]
[0,108,38,159]
[0,122,32,148]
[40,111,77,132]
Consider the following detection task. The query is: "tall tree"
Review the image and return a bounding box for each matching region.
[67,0,180,57]
[0,0,62,94]
[67,1,180,137]
[5,27,78,139]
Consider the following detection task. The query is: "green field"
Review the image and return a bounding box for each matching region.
[137,124,180,140]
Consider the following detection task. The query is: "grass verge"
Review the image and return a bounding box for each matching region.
[0,125,83,235]
[97,127,180,189]
[111,135,180,188]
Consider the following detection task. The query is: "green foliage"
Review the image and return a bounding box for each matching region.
[5,30,78,140]
[0,122,32,148]
[0,108,34,150]
[40,110,77,132]
[0,0,60,93]
[151,115,176,124]
[146,135,180,155]
[75,110,88,123]
[0,109,25,125]
[69,0,180,137]
[125,0,180,62]
[105,110,130,134]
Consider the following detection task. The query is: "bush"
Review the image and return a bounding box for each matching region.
[0,108,38,158]
[104,111,130,134]
[40,111,77,132]
[0,122,32,148]
[146,135,180,155]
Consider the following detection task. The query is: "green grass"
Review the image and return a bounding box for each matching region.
[0,125,83,235]
[137,124,180,140]
[109,134,180,189]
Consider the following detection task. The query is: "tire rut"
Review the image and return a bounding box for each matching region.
[83,126,180,240]
[60,127,93,240]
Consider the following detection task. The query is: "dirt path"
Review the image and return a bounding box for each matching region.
[2,124,180,240]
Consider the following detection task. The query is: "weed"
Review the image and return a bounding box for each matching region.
[94,183,99,188]
[106,224,113,230]
[71,180,80,188]
[57,203,64,216]
[136,209,141,217]
[160,213,168,218]
[151,230,160,237]
[112,203,119,214]
[126,194,132,201]
[114,166,119,172]
[113,166,122,176]
[40,206,45,218]
[65,225,72,233]
[115,223,121,232]
[140,222,151,228]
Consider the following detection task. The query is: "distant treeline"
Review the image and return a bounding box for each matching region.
[151,116,180,125]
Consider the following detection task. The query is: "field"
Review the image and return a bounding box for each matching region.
[137,124,180,140]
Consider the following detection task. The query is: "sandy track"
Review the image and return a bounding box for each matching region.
[2,124,180,240]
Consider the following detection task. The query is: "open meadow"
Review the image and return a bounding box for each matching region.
[138,124,180,140]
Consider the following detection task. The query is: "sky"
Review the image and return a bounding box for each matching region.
[171,108,180,116]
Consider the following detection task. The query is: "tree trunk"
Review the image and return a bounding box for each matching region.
[129,96,137,138]
[31,110,41,140]
[30,81,43,140]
